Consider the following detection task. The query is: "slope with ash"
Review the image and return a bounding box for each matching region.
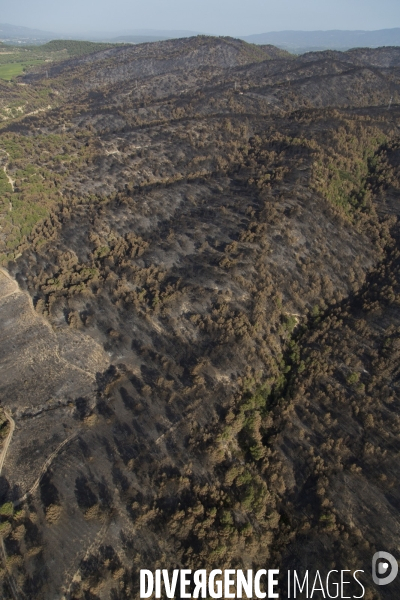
[0,37,399,600]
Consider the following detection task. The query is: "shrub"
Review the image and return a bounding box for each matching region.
[0,502,14,517]
[346,372,360,385]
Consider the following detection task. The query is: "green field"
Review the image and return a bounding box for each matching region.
[0,60,45,80]
[0,63,27,80]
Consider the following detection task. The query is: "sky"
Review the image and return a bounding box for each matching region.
[1,0,400,36]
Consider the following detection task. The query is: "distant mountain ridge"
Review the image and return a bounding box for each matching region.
[0,22,57,42]
[0,23,202,45]
[1,22,400,52]
[242,28,400,53]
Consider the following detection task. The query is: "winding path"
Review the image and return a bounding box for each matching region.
[0,267,101,506]
[0,149,15,192]
[0,268,108,598]
[0,415,19,598]
[0,274,18,475]
[0,270,22,599]
[13,432,77,507]
[0,411,15,476]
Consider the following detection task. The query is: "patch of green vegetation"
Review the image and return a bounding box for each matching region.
[95,246,110,258]
[7,198,49,244]
[0,63,29,80]
[312,123,387,216]
[282,313,298,334]
[39,40,116,57]
[0,521,12,535]
[0,129,94,255]
[0,502,14,517]
[346,371,360,385]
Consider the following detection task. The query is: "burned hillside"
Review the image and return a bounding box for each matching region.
[0,36,400,599]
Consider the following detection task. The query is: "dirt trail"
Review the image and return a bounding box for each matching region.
[0,276,18,474]
[13,432,77,507]
[0,266,109,496]
[0,267,18,293]
[2,166,15,193]
[0,272,23,599]
[0,267,107,496]
[0,411,15,476]
[0,267,101,599]
[24,104,51,118]
[0,149,15,193]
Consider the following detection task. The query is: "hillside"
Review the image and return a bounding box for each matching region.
[0,39,127,85]
[0,35,399,599]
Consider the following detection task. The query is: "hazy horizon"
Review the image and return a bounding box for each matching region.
[1,0,399,37]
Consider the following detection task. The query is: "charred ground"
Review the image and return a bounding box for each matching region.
[0,36,399,599]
